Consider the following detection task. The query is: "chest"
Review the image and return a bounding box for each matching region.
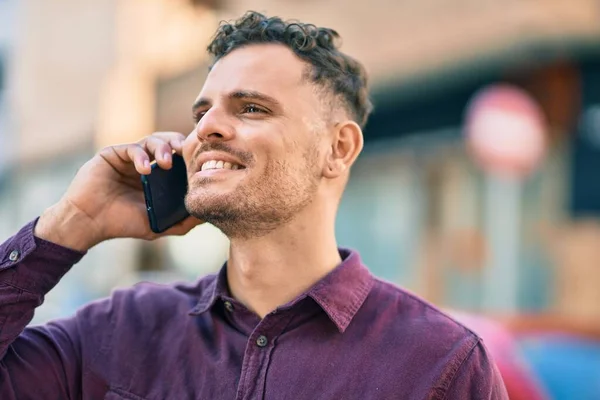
[83,313,430,400]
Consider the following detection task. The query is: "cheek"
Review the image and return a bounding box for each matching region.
[265,142,319,177]
[182,133,198,163]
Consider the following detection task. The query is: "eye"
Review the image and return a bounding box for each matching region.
[192,111,207,124]
[242,104,267,114]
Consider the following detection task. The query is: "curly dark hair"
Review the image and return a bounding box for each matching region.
[207,11,373,129]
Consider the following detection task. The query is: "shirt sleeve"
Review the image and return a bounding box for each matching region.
[0,219,87,399]
[443,340,509,400]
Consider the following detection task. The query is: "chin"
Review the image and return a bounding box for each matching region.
[185,189,224,212]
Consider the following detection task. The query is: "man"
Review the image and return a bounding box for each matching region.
[0,11,507,399]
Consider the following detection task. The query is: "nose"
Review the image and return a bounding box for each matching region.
[195,107,235,143]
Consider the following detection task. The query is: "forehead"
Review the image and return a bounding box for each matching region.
[199,44,311,100]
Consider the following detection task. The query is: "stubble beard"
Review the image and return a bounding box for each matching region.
[184,154,320,240]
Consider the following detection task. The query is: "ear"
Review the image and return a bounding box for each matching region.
[323,121,364,179]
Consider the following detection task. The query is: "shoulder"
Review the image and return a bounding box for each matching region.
[75,274,217,329]
[368,277,479,342]
[354,277,483,370]
[347,278,505,397]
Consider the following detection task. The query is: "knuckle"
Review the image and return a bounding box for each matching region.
[97,145,113,156]
[149,137,169,148]
[128,143,144,153]
[98,144,125,159]
[138,134,162,146]
[99,144,120,154]
[136,135,152,144]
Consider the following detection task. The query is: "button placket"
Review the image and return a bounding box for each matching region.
[8,250,20,262]
[236,311,295,400]
[256,335,268,348]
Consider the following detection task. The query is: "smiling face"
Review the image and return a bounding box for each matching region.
[182,44,328,239]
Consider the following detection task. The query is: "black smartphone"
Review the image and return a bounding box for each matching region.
[141,153,190,233]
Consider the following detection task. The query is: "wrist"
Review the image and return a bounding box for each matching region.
[34,200,101,252]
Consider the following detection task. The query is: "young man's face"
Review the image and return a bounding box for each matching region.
[182,43,330,238]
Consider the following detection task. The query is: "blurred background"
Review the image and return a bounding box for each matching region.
[1,0,600,398]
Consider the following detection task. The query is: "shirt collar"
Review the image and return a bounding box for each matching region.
[188,266,229,315]
[306,249,374,333]
[188,248,374,333]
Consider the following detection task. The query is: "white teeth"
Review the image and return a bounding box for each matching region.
[200,160,241,171]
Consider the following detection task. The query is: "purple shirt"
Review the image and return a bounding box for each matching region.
[0,220,508,399]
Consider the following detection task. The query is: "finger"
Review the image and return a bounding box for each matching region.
[102,144,151,175]
[142,136,173,170]
[152,132,186,155]
[126,144,153,175]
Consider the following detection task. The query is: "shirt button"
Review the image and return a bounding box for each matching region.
[8,250,20,262]
[224,301,234,312]
[256,335,268,348]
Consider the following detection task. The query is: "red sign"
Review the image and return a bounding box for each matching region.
[465,84,547,178]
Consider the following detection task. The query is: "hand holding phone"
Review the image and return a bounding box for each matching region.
[141,153,191,234]
[35,132,200,251]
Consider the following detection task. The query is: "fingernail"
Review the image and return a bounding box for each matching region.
[143,160,150,169]
[164,152,172,161]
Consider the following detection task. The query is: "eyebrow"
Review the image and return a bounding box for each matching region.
[192,90,282,113]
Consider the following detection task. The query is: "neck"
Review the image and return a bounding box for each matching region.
[226,202,341,318]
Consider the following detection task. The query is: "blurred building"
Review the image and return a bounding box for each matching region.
[1,0,600,328]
